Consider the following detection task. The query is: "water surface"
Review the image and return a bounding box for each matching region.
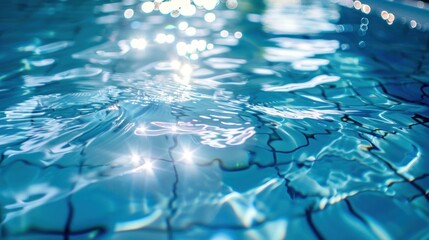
[1,0,429,239]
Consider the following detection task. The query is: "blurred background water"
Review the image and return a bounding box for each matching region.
[1,0,429,239]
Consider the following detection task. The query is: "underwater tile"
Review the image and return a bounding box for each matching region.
[348,192,429,239]
[312,201,379,240]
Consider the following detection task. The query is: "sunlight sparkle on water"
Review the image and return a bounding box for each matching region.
[130,38,147,50]
[182,149,193,163]
[234,31,243,39]
[159,2,173,14]
[171,60,181,69]
[202,0,218,10]
[204,12,216,23]
[176,41,187,56]
[136,125,147,134]
[142,161,153,171]
[180,4,197,16]
[155,33,175,44]
[124,8,134,19]
[178,21,189,30]
[185,27,197,36]
[141,2,155,13]
[180,63,193,77]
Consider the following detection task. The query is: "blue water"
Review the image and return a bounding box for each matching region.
[1,0,429,239]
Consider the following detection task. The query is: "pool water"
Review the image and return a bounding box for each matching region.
[1,0,429,239]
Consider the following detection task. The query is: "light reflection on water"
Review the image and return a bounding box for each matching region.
[1,0,429,239]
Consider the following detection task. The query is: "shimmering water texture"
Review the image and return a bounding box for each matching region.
[1,0,429,239]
